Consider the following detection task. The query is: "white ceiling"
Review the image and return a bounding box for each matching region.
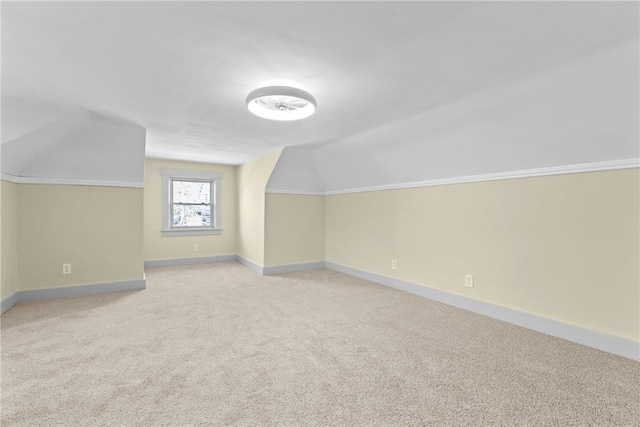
[2,1,638,165]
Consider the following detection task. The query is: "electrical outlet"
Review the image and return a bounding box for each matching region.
[391,259,397,270]
[62,264,72,275]
[465,274,474,288]
[193,244,199,252]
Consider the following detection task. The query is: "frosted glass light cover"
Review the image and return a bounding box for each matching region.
[246,86,316,121]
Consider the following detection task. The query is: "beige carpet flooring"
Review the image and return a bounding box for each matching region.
[1,262,639,426]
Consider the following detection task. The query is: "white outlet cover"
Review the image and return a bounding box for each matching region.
[465,274,474,288]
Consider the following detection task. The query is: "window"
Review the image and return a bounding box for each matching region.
[161,168,222,236]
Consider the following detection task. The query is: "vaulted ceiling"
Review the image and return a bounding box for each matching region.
[2,1,638,173]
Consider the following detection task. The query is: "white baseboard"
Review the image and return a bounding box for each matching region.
[237,258,326,275]
[152,255,327,276]
[236,256,264,274]
[1,292,20,315]
[325,262,640,362]
[144,255,236,269]
[146,254,264,273]
[0,279,146,316]
[263,261,326,275]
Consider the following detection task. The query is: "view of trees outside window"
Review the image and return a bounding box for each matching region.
[172,180,212,227]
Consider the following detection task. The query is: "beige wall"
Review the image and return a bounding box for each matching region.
[143,159,238,262]
[265,194,325,267]
[326,169,640,341]
[0,179,2,299]
[17,184,144,290]
[1,180,18,299]
[237,149,283,266]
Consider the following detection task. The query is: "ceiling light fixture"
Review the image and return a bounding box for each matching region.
[246,86,316,121]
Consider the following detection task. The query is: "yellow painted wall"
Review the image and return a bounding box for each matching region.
[264,194,325,267]
[143,159,238,262]
[326,169,640,341]
[0,179,2,299]
[0,179,2,300]
[17,184,144,290]
[237,149,282,266]
[1,180,18,299]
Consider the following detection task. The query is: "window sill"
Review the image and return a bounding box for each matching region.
[161,228,222,237]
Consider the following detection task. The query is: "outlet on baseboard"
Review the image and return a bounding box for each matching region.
[62,264,72,275]
[465,274,474,288]
[193,244,199,252]
[391,259,397,270]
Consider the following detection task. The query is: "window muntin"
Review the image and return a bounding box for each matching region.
[171,179,212,228]
[160,168,222,236]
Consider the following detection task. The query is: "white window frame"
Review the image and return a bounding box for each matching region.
[161,168,222,237]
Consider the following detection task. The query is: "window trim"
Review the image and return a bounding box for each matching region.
[160,168,222,237]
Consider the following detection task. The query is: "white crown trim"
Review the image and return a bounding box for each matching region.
[265,189,325,196]
[266,159,639,196]
[0,173,19,183]
[0,172,143,188]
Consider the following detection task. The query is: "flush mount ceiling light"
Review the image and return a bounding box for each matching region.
[246,86,316,121]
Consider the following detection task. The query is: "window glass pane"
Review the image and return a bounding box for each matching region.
[172,180,210,204]
[173,204,212,227]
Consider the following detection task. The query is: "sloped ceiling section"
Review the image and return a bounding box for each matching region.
[266,39,639,195]
[1,98,146,187]
[266,145,325,195]
[4,1,638,167]
[1,97,78,145]
[2,2,638,190]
